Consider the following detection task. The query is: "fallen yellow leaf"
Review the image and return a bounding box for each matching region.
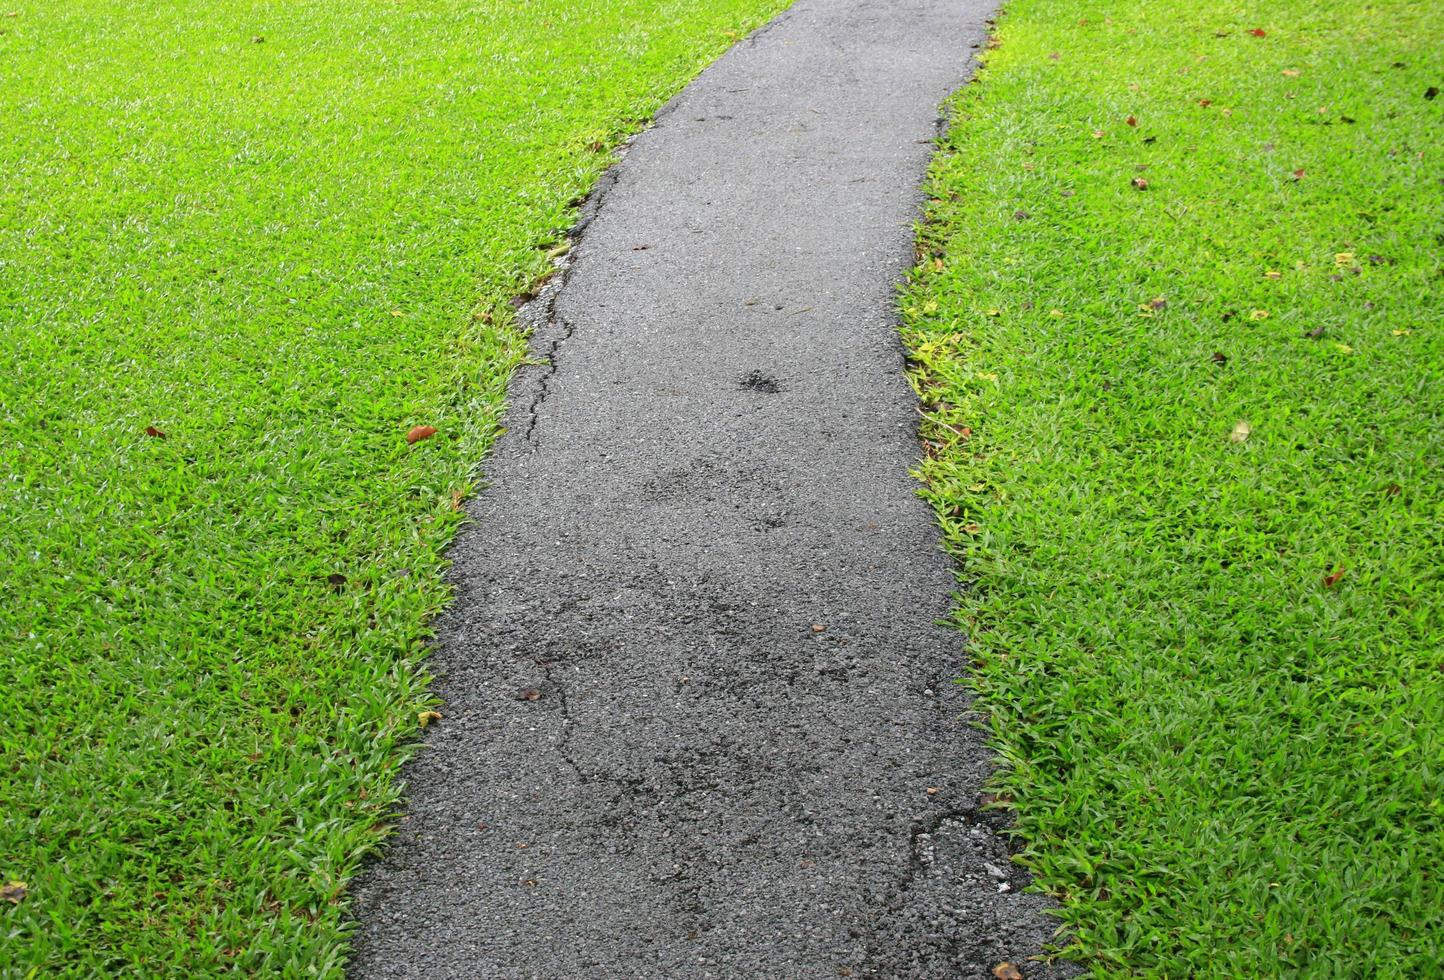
[1249,309,1269,321]
[1230,420,1252,443]
[418,710,443,728]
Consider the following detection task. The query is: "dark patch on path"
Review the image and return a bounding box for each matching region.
[350,0,1069,976]
[739,369,783,394]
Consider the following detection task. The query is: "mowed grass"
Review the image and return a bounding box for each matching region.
[904,0,1441,974]
[0,0,785,971]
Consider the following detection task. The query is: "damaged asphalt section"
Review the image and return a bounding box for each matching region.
[349,0,1069,975]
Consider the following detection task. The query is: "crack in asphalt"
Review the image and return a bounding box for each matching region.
[518,137,638,452]
[537,659,591,786]
[521,310,574,450]
[902,807,979,905]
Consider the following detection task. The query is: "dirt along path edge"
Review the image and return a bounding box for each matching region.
[349,1,1070,975]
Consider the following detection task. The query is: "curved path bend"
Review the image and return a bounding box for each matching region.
[351,0,1066,975]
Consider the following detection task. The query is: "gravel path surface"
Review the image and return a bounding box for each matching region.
[350,1,1067,975]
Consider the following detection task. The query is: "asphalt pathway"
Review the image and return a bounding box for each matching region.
[350,0,1067,975]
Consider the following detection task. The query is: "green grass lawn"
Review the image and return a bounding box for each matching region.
[0,0,785,971]
[905,0,1442,973]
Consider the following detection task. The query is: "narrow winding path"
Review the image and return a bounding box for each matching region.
[351,1,1064,975]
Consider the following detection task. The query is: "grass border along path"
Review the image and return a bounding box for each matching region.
[0,1,787,972]
[904,0,1442,974]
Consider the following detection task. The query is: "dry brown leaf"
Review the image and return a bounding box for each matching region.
[0,882,25,904]
[1230,420,1252,443]
[1323,566,1346,588]
[992,964,1024,980]
[406,425,438,445]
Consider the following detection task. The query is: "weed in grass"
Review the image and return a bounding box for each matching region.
[0,0,786,972]
[905,0,1443,974]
